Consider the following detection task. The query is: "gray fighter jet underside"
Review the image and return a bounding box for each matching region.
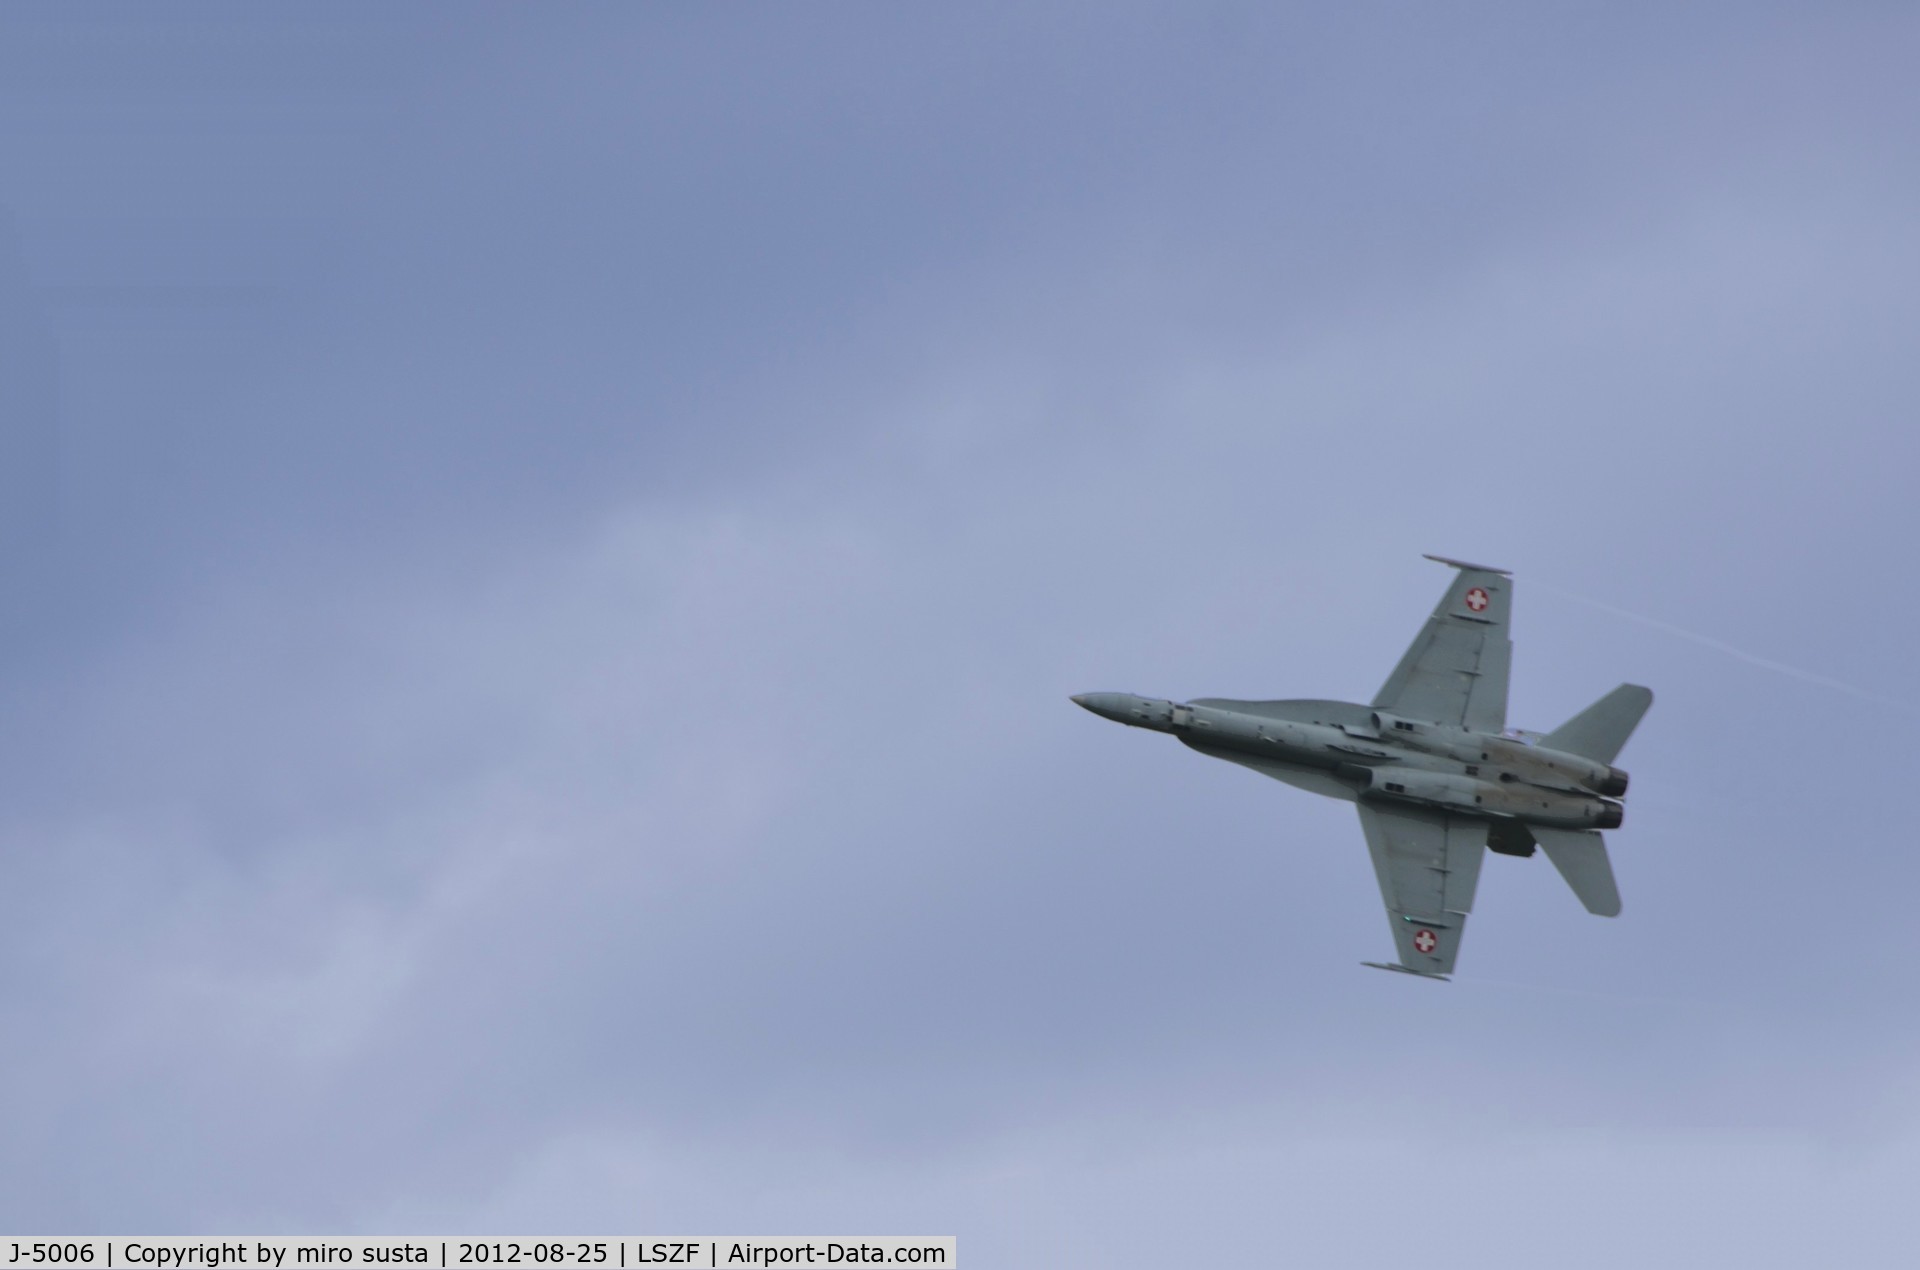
[1072,556,1652,980]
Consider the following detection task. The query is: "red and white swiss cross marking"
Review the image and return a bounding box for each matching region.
[1412,929,1439,954]
[1464,587,1490,613]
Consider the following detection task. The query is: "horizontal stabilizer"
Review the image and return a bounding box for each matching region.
[1542,683,1653,764]
[1533,827,1622,916]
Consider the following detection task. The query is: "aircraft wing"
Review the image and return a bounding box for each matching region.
[1356,803,1488,979]
[1371,555,1513,732]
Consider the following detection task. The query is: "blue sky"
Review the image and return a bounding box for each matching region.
[2,5,1918,1264]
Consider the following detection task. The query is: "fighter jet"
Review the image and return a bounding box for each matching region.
[1072,556,1651,980]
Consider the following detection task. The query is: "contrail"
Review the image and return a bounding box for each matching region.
[1533,582,1887,706]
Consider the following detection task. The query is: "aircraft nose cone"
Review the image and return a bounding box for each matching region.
[1071,691,1135,723]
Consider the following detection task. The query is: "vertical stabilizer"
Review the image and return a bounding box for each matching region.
[1532,827,1622,916]
[1542,684,1653,764]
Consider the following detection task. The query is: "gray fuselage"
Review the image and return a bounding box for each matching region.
[1070,692,1626,830]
